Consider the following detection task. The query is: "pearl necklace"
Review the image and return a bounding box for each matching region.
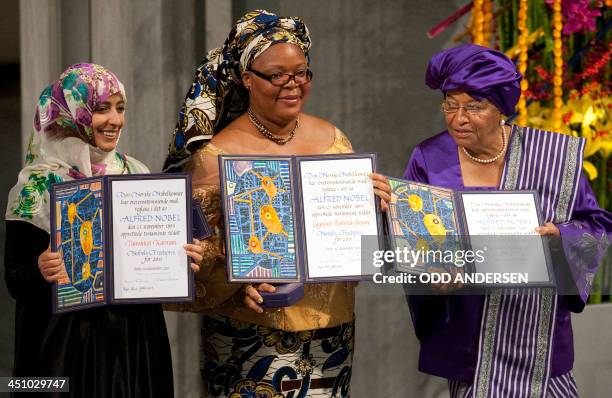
[247,109,299,145]
[461,126,508,164]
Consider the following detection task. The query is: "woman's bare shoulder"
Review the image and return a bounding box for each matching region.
[209,118,253,153]
[299,113,337,146]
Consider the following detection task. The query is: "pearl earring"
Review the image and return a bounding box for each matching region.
[500,119,506,126]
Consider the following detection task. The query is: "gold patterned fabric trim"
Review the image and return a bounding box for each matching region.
[473,290,501,398]
[187,144,226,172]
[530,289,556,398]
[500,125,523,190]
[555,137,582,223]
[331,127,353,153]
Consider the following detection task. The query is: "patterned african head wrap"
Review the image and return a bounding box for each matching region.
[425,44,522,116]
[35,63,125,142]
[163,9,311,171]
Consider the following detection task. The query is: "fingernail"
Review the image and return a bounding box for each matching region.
[257,298,263,304]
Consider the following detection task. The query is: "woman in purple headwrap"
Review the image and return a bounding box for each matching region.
[403,44,611,397]
[4,63,203,397]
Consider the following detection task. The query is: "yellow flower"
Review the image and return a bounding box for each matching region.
[583,160,598,181]
[582,106,597,129]
[527,101,550,129]
[527,91,611,164]
[583,130,602,159]
[560,90,611,160]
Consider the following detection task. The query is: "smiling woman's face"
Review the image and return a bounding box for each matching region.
[92,93,125,152]
[242,43,311,125]
[443,91,503,149]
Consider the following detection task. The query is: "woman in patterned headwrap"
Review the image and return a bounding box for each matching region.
[164,10,390,398]
[4,63,203,397]
[403,44,611,398]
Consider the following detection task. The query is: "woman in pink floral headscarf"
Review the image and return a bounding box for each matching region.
[5,64,202,397]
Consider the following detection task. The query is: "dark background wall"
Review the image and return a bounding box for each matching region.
[0,0,21,378]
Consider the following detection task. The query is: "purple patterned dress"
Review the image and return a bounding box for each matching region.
[403,126,611,398]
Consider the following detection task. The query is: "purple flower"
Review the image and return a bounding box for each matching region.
[565,0,601,34]
[48,104,59,120]
[91,163,107,176]
[546,0,602,35]
[68,167,87,179]
[76,108,92,127]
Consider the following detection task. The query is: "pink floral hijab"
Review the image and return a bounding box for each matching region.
[5,63,148,232]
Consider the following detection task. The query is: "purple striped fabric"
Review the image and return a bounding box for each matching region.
[546,372,579,398]
[469,126,585,398]
[449,372,579,398]
[500,126,584,224]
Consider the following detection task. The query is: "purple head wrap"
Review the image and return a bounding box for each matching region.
[425,44,522,116]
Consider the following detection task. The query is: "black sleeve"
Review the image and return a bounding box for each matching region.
[4,220,52,303]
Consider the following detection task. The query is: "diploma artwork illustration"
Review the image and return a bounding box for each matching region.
[52,179,107,311]
[222,157,298,281]
[387,179,463,277]
[219,154,383,284]
[50,173,206,313]
[386,177,554,287]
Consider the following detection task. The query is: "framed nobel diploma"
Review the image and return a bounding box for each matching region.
[50,173,199,314]
[219,153,383,284]
[386,178,554,287]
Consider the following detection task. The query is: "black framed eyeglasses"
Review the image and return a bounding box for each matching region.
[247,68,313,86]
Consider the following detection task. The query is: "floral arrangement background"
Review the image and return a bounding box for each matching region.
[428,0,611,303]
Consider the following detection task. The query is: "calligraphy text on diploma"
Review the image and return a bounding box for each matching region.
[299,158,378,278]
[461,193,549,282]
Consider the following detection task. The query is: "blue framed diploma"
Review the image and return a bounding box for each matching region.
[49,173,206,314]
[219,153,383,284]
[386,177,555,288]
